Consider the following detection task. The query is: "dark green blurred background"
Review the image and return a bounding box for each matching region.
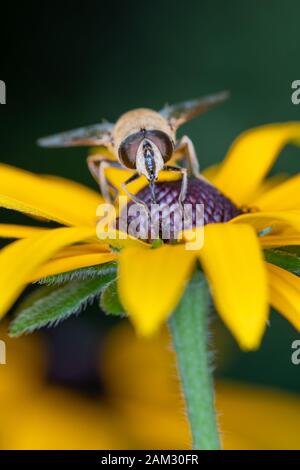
[1,0,300,393]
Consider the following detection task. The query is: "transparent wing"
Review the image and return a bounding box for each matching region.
[37,121,114,148]
[159,91,229,129]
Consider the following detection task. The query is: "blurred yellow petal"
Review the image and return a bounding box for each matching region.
[0,226,96,318]
[103,323,190,449]
[96,228,148,249]
[13,389,126,450]
[0,224,48,239]
[0,321,45,399]
[0,164,102,226]
[202,164,220,182]
[118,245,196,335]
[232,210,300,232]
[249,173,288,201]
[259,230,300,248]
[217,381,300,450]
[0,323,127,450]
[198,223,268,350]
[89,146,117,159]
[267,263,300,330]
[29,252,117,282]
[104,324,182,408]
[52,242,110,258]
[213,123,300,204]
[252,173,300,211]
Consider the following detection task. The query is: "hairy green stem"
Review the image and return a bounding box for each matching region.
[169,270,220,450]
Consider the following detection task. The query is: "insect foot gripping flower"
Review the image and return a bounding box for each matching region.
[1,122,300,450]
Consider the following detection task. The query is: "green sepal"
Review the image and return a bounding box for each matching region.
[100,279,126,316]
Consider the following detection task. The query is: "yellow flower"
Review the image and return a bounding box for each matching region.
[1,123,300,349]
[1,321,300,450]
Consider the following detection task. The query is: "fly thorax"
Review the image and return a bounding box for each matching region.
[136,139,164,180]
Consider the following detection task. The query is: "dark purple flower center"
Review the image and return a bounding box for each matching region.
[119,176,242,242]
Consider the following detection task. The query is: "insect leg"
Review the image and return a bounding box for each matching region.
[163,165,188,211]
[121,173,151,216]
[175,135,200,178]
[87,154,121,203]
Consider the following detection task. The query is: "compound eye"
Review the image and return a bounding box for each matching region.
[118,131,144,169]
[146,130,174,162]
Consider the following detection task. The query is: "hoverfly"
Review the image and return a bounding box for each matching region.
[38,91,228,208]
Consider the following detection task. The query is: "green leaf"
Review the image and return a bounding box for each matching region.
[14,284,59,314]
[100,279,126,316]
[277,245,300,257]
[264,248,300,276]
[10,271,116,337]
[36,262,117,285]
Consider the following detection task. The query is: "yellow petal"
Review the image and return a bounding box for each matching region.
[53,243,110,259]
[259,231,300,248]
[89,145,117,159]
[118,244,196,335]
[267,263,300,330]
[29,252,117,282]
[104,168,142,194]
[252,173,300,211]
[248,173,288,201]
[202,164,220,182]
[231,210,300,233]
[216,381,300,450]
[0,164,102,226]
[212,123,300,205]
[0,226,96,318]
[0,224,48,239]
[198,223,268,350]
[96,227,149,249]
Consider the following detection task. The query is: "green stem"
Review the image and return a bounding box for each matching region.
[169,270,220,450]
